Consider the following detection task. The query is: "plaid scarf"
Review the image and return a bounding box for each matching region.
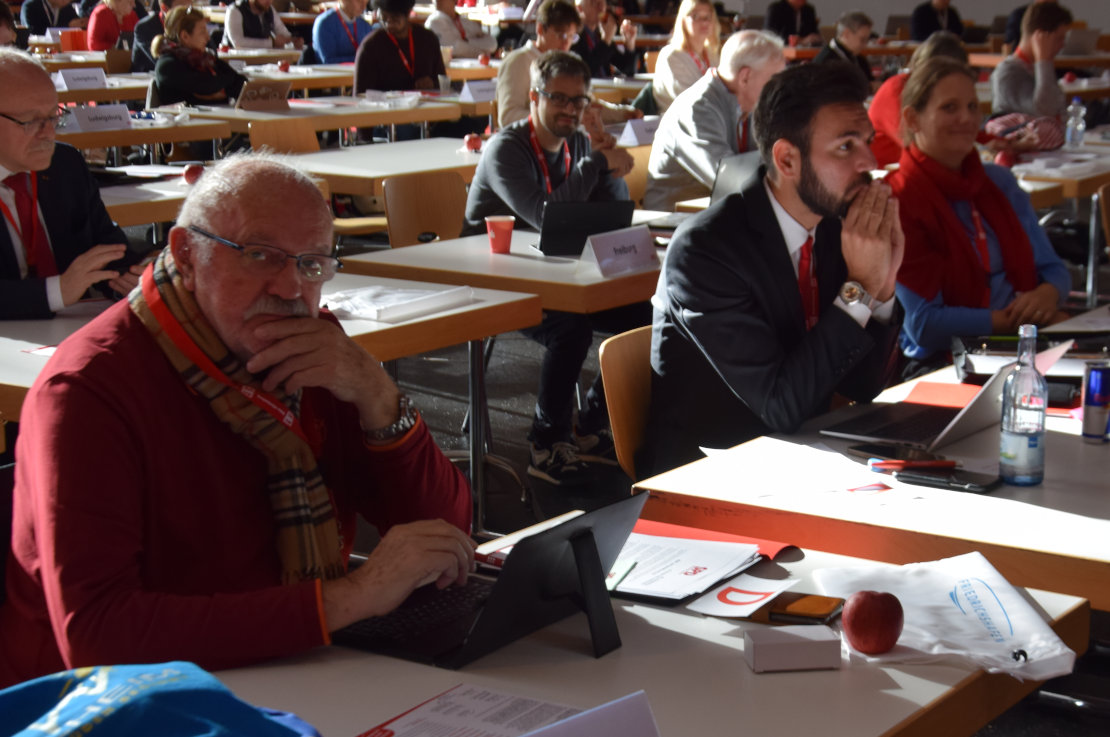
[129,248,345,584]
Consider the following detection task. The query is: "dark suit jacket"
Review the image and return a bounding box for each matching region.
[20,0,79,35]
[1,144,132,320]
[640,169,902,477]
[1004,5,1027,48]
[764,0,818,42]
[131,11,163,74]
[571,25,638,78]
[910,2,963,42]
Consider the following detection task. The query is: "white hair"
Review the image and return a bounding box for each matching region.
[0,48,52,88]
[719,30,784,81]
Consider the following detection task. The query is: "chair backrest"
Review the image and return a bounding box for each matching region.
[623,143,652,208]
[145,77,161,110]
[644,49,659,73]
[382,171,468,247]
[598,325,652,480]
[247,118,320,154]
[884,14,910,38]
[1,463,14,606]
[105,48,132,74]
[989,15,1008,35]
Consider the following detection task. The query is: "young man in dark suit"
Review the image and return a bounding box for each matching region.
[641,62,904,477]
[0,49,142,320]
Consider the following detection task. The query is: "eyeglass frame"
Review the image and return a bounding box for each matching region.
[532,88,592,111]
[186,225,344,282]
[0,106,69,136]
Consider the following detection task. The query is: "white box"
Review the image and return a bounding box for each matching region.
[743,625,842,673]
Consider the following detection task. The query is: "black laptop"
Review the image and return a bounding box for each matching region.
[332,491,649,669]
[534,200,636,257]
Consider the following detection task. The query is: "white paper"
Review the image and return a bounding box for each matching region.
[1042,304,1110,334]
[359,683,580,737]
[582,225,658,277]
[58,67,107,90]
[616,116,660,146]
[612,532,761,599]
[686,573,799,618]
[322,285,474,323]
[460,79,496,102]
[521,691,659,737]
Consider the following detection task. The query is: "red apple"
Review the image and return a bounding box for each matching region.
[1064,71,1077,84]
[277,60,290,72]
[841,590,903,655]
[182,164,204,185]
[464,133,482,151]
[477,52,490,66]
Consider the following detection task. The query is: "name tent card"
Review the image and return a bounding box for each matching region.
[460,79,496,103]
[59,67,108,90]
[616,115,660,146]
[68,104,131,132]
[582,224,658,277]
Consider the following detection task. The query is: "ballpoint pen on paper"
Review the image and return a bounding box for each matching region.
[867,458,959,472]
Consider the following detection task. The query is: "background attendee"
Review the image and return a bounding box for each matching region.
[1,50,142,320]
[312,0,373,65]
[0,3,17,46]
[652,0,720,112]
[763,0,820,46]
[425,0,496,59]
[496,0,580,128]
[132,0,188,73]
[154,6,246,106]
[991,2,1071,119]
[463,51,638,485]
[226,0,298,50]
[869,30,966,167]
[645,30,784,211]
[0,153,473,688]
[910,0,963,42]
[890,57,1069,363]
[642,62,903,478]
[571,0,637,77]
[813,11,873,86]
[20,0,86,35]
[86,0,138,50]
[354,0,444,93]
[1004,0,1056,51]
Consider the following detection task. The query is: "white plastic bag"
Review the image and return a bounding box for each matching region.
[813,552,1076,681]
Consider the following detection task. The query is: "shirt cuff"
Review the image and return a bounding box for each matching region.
[45,275,65,313]
[833,293,895,328]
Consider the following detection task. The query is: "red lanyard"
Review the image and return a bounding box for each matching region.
[584,27,596,50]
[736,115,749,152]
[339,16,359,51]
[0,172,41,265]
[969,206,991,272]
[688,50,708,75]
[139,267,314,449]
[386,31,415,78]
[451,14,468,42]
[1014,46,1034,66]
[527,117,571,194]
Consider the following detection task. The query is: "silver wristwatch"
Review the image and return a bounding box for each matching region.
[838,281,876,310]
[366,393,418,441]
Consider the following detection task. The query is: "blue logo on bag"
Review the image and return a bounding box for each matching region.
[949,578,1014,643]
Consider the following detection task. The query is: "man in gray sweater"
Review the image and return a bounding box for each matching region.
[990,3,1072,119]
[463,51,639,486]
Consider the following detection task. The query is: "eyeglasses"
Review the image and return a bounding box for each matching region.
[0,106,68,136]
[533,88,592,111]
[187,226,343,282]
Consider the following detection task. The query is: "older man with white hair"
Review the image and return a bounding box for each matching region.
[644,30,785,211]
[0,153,473,688]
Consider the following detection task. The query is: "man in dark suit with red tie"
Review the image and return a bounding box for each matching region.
[0,49,142,321]
[640,62,904,478]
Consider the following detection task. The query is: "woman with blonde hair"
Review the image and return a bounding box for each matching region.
[651,0,720,112]
[154,6,246,106]
[888,57,1069,364]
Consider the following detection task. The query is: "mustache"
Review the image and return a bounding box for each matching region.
[243,296,311,320]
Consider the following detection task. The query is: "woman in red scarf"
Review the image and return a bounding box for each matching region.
[153,6,246,106]
[888,57,1070,361]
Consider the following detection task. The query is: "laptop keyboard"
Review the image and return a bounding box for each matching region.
[336,577,494,644]
[860,405,959,444]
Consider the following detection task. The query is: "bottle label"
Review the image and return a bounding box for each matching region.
[1000,430,1045,481]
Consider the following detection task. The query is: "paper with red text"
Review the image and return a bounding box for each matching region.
[611,533,761,599]
[686,573,800,618]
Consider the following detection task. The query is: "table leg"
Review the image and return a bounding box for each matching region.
[1088,192,1102,309]
[468,338,491,536]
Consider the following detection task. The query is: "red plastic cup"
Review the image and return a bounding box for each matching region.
[788,34,799,47]
[485,215,514,254]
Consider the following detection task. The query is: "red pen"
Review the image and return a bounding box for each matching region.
[867,458,958,472]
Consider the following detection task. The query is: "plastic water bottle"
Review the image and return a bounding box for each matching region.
[999,324,1047,485]
[1065,97,1087,148]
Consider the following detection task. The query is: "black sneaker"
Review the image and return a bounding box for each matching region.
[528,441,593,486]
[573,427,619,466]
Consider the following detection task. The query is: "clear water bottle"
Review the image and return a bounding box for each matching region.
[999,324,1047,485]
[1065,96,1087,148]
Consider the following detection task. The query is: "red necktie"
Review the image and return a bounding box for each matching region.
[797,235,819,330]
[3,173,57,278]
[739,116,749,153]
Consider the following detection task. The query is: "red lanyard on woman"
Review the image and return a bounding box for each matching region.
[386,31,415,78]
[969,206,991,272]
[339,16,359,51]
[688,50,708,75]
[452,14,468,41]
[527,116,571,194]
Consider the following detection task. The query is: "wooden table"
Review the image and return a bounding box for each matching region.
[977,80,1110,115]
[592,77,649,104]
[168,97,462,135]
[216,547,1089,737]
[446,59,498,82]
[39,53,109,72]
[341,221,664,314]
[287,137,482,196]
[243,65,355,93]
[219,48,304,67]
[55,118,232,150]
[100,174,189,227]
[634,366,1110,611]
[203,8,319,26]
[970,52,1110,69]
[55,73,152,105]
